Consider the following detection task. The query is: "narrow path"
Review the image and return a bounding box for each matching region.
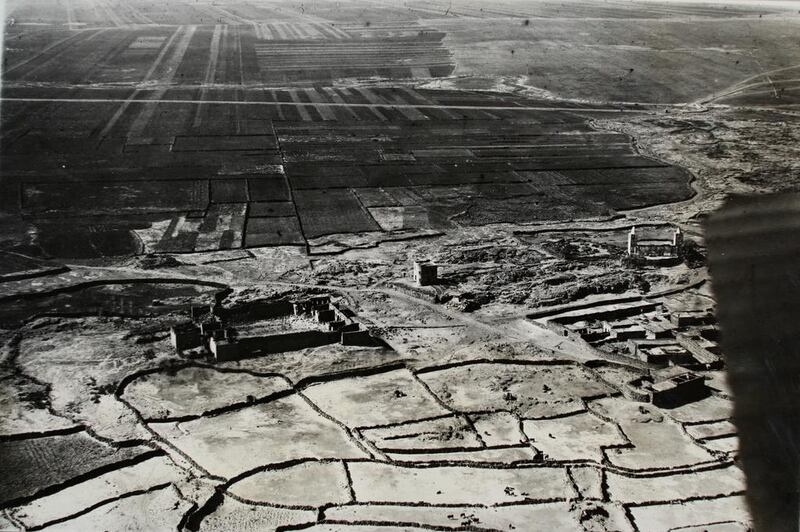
[697,62,800,104]
[192,24,224,128]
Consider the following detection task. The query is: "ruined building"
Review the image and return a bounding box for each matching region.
[170,297,375,362]
[627,226,683,264]
[413,261,438,286]
[626,365,707,407]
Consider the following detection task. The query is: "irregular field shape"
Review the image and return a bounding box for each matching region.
[418,362,611,418]
[569,466,603,499]
[0,251,63,278]
[244,216,305,246]
[194,203,247,251]
[348,462,568,504]
[228,460,351,506]
[122,367,292,419]
[293,189,381,238]
[41,485,193,532]
[172,135,277,152]
[685,420,738,441]
[470,411,527,447]
[703,436,739,454]
[0,432,151,506]
[590,397,715,470]
[150,395,367,478]
[361,415,482,452]
[199,496,317,532]
[664,395,734,424]
[21,181,207,214]
[324,502,581,531]
[386,446,538,464]
[9,455,178,529]
[522,411,627,462]
[301,369,450,428]
[607,465,745,505]
[368,206,431,231]
[353,187,400,208]
[0,385,77,437]
[629,495,752,532]
[248,201,296,217]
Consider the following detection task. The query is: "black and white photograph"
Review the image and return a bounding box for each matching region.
[1,0,799,530]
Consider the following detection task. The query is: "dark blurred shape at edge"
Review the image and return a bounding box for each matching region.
[706,192,800,532]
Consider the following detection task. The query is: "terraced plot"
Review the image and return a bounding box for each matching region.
[0,431,156,506]
[2,323,750,532]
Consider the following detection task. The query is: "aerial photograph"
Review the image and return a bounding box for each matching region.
[1,0,799,530]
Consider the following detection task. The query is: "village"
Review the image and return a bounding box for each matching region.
[4,0,797,528]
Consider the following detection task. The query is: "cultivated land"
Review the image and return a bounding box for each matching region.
[2,0,799,530]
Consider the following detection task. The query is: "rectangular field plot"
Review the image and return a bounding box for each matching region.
[381,153,417,162]
[153,203,248,252]
[192,203,247,251]
[283,147,382,163]
[0,251,65,281]
[293,189,381,238]
[254,37,454,84]
[249,202,297,218]
[2,66,697,249]
[172,135,278,152]
[153,215,203,253]
[368,206,432,231]
[508,155,666,172]
[412,148,475,158]
[289,172,379,190]
[211,179,249,203]
[244,216,305,247]
[570,183,695,210]
[248,178,291,202]
[21,181,208,215]
[0,432,150,507]
[252,22,352,41]
[557,166,692,185]
[353,188,401,208]
[412,169,524,187]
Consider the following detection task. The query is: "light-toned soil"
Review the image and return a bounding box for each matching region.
[227,460,351,506]
[348,462,570,504]
[122,367,292,420]
[149,395,368,478]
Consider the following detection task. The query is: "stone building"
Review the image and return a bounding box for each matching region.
[627,226,683,264]
[413,261,438,286]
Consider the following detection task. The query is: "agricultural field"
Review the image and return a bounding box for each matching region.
[2,0,798,531]
[3,0,797,256]
[0,81,695,254]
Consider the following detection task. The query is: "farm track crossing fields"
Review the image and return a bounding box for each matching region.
[2,23,454,86]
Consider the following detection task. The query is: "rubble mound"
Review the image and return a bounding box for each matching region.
[435,244,544,265]
[128,254,185,270]
[529,271,659,308]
